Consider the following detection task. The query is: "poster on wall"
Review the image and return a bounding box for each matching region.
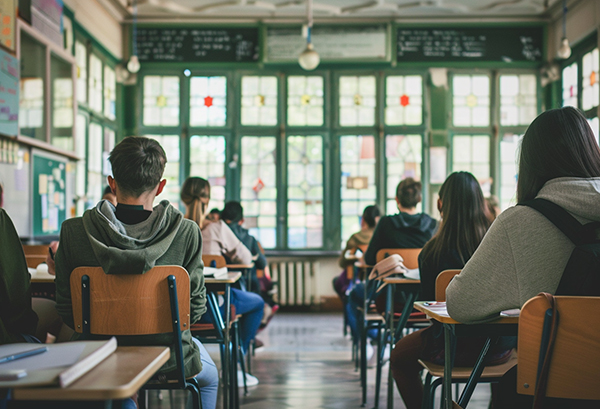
[0,47,18,136]
[32,150,67,238]
[0,0,16,51]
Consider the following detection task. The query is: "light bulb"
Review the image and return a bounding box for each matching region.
[127,55,141,73]
[557,37,571,60]
[298,43,320,71]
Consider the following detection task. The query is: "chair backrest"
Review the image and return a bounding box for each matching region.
[70,266,190,336]
[25,256,47,269]
[517,294,600,400]
[375,248,421,270]
[435,269,461,302]
[23,244,49,257]
[202,254,227,269]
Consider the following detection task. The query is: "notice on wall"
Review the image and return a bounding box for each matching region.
[0,47,18,136]
[0,0,16,51]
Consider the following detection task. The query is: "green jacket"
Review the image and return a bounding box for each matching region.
[55,200,206,378]
[0,208,38,344]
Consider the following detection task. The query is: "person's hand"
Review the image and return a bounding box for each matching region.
[46,241,59,276]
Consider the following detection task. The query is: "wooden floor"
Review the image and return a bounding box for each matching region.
[148,312,494,409]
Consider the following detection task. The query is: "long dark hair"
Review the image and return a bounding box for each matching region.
[517,107,600,202]
[180,177,211,226]
[420,172,490,265]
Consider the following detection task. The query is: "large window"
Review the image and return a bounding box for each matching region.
[339,76,376,126]
[190,76,227,127]
[453,75,490,127]
[190,135,227,210]
[385,135,423,214]
[385,75,423,126]
[241,76,278,126]
[143,75,180,126]
[452,134,491,196]
[146,134,181,206]
[287,76,324,126]
[562,62,578,108]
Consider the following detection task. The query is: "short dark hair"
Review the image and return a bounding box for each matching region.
[396,178,422,208]
[517,107,600,202]
[362,205,380,228]
[109,136,167,197]
[221,201,244,224]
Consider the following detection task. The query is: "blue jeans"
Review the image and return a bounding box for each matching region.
[347,283,378,341]
[228,288,264,353]
[192,338,219,409]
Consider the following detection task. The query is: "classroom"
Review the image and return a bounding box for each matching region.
[1,0,600,408]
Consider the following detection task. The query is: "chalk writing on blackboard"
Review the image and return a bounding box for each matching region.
[136,27,259,63]
[396,27,543,63]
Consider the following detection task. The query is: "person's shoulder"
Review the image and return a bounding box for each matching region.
[61,216,84,230]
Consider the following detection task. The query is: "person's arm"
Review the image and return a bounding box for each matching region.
[446,217,520,324]
[185,225,206,324]
[54,227,75,329]
[249,237,267,270]
[417,252,436,302]
[364,217,389,265]
[338,234,359,269]
[221,223,253,265]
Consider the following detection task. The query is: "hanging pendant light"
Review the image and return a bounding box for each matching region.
[127,0,141,73]
[557,0,571,60]
[298,0,320,71]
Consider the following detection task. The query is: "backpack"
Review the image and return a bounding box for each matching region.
[521,198,600,296]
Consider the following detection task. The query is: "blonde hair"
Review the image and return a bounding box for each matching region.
[180,177,211,226]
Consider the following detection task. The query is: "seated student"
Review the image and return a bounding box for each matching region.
[446,107,600,408]
[390,172,512,409]
[346,178,437,345]
[332,205,380,306]
[207,208,221,222]
[180,177,264,386]
[54,137,219,409]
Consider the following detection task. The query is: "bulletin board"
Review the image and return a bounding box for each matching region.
[31,150,67,238]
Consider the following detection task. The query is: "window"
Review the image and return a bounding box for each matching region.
[75,114,87,215]
[287,135,323,248]
[452,134,491,195]
[19,32,45,140]
[287,76,324,126]
[385,75,423,126]
[143,76,180,126]
[241,76,278,126]
[75,41,87,104]
[453,75,490,127]
[89,54,103,113]
[190,76,227,127]
[582,48,599,112]
[104,66,116,120]
[499,134,521,210]
[499,74,537,126]
[339,76,376,126]
[145,134,181,206]
[240,136,277,248]
[385,135,423,214]
[87,123,104,205]
[340,135,376,244]
[189,135,227,210]
[562,62,578,108]
[50,54,74,150]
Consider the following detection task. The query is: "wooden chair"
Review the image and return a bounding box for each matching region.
[517,294,600,402]
[343,244,368,339]
[418,269,517,409]
[202,254,227,268]
[70,266,201,409]
[22,244,50,257]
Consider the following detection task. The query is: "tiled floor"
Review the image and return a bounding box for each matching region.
[148,312,493,409]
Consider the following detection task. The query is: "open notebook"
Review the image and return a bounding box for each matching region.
[203,266,228,279]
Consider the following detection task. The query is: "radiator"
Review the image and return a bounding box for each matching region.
[268,259,320,307]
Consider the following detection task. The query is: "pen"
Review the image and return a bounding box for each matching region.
[0,347,48,364]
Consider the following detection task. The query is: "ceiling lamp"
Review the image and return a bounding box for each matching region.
[557,0,571,60]
[127,0,141,73]
[298,0,320,71]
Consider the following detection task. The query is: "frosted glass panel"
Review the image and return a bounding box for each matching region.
[562,63,578,108]
[190,135,226,210]
[453,75,490,127]
[339,76,376,126]
[385,75,423,125]
[190,76,227,127]
[143,76,180,126]
[287,76,324,126]
[241,76,278,126]
[582,48,599,111]
[386,135,423,213]
[452,134,491,196]
[500,74,537,126]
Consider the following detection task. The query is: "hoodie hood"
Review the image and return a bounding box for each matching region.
[82,200,184,275]
[537,177,600,223]
[390,211,437,232]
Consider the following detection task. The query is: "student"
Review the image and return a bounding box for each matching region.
[180,177,264,386]
[207,208,221,222]
[389,172,508,409]
[346,178,437,344]
[446,107,600,408]
[54,136,219,409]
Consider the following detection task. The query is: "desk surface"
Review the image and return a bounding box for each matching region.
[414,302,519,325]
[383,277,420,285]
[11,346,169,401]
[354,262,373,269]
[204,271,242,284]
[225,264,253,270]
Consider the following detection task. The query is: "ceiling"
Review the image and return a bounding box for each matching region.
[122,0,563,21]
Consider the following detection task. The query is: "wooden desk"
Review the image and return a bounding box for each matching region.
[7,346,169,408]
[414,302,518,409]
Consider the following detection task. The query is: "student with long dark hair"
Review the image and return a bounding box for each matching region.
[389,171,496,409]
[447,107,600,408]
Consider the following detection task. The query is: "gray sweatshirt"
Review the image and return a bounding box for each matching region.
[446,177,600,324]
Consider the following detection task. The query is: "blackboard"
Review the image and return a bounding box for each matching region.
[32,150,66,238]
[396,27,543,63]
[136,27,259,63]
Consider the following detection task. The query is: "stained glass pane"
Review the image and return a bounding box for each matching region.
[190,76,227,127]
[87,123,104,205]
[385,135,423,214]
[452,75,490,127]
[500,133,522,211]
[500,74,537,126]
[104,66,116,120]
[75,41,87,104]
[588,117,599,145]
[190,135,226,210]
[385,75,423,125]
[339,76,376,127]
[241,76,278,126]
[340,135,376,245]
[287,76,324,126]
[562,62,578,108]
[452,134,491,196]
[145,134,180,206]
[241,136,278,248]
[143,75,180,126]
[582,48,600,111]
[287,135,323,248]
[89,54,103,113]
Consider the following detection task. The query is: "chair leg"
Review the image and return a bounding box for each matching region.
[360,321,368,407]
[235,323,248,396]
[429,377,443,409]
[246,339,252,375]
[185,382,202,409]
[374,323,385,409]
[421,372,432,409]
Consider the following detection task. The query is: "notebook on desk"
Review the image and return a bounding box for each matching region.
[203,266,228,279]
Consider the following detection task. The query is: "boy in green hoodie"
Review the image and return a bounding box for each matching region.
[54,136,218,409]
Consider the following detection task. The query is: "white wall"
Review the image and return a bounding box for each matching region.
[548,0,600,62]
